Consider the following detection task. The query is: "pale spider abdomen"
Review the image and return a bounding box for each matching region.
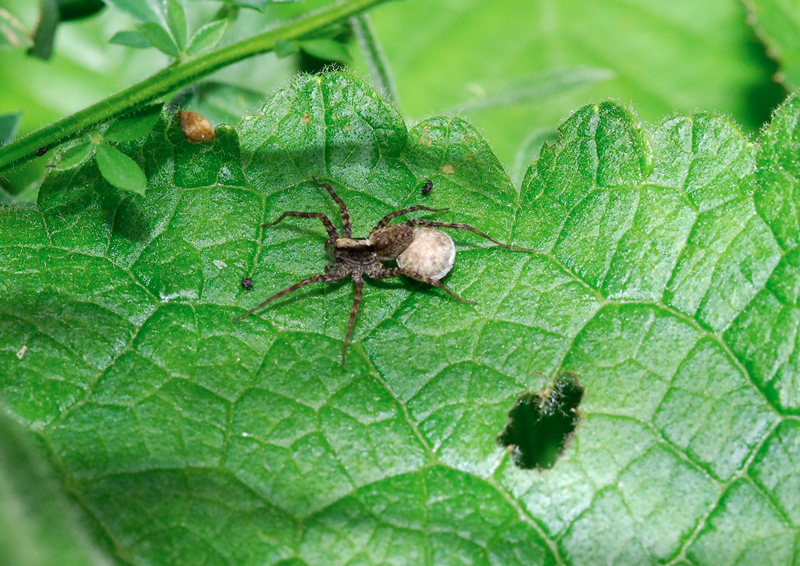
[396,227,456,280]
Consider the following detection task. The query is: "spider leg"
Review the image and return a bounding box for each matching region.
[371,205,449,233]
[232,270,347,321]
[341,273,365,366]
[312,177,353,238]
[263,211,339,240]
[371,267,478,305]
[404,219,533,251]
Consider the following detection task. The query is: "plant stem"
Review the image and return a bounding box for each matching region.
[0,0,387,172]
[350,14,397,104]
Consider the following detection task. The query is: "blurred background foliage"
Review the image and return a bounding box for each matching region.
[0,0,793,197]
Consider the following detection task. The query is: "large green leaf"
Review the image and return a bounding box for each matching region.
[363,0,786,177]
[1,72,798,565]
[0,411,110,566]
[744,0,800,89]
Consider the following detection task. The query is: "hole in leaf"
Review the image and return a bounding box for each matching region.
[497,373,584,470]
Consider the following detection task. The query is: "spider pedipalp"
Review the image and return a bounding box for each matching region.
[234,177,529,365]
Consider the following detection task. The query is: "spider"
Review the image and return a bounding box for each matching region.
[234,177,529,365]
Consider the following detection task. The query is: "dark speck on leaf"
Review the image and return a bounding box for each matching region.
[421,179,433,195]
[241,277,253,290]
[36,147,47,156]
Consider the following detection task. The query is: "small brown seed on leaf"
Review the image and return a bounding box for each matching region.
[179,110,216,143]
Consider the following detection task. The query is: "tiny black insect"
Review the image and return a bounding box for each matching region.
[234,177,530,365]
[36,147,48,156]
[421,179,433,195]
[241,277,253,290]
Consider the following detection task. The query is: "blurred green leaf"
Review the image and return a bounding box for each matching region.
[744,0,800,89]
[0,175,40,204]
[274,38,300,58]
[103,104,163,142]
[165,0,187,51]
[1,72,799,564]
[57,0,105,21]
[136,22,179,57]
[94,142,146,194]
[104,0,160,23]
[364,0,785,170]
[186,19,228,56]
[299,37,350,62]
[0,112,21,145]
[221,0,299,8]
[0,411,110,566]
[108,29,152,49]
[455,67,614,113]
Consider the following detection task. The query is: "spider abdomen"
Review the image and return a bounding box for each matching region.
[396,227,456,280]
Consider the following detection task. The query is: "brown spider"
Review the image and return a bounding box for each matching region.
[234,177,529,365]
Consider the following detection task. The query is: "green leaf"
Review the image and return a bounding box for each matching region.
[94,143,147,194]
[108,30,152,49]
[299,37,351,62]
[103,0,160,23]
[0,112,21,145]
[136,22,179,57]
[744,0,800,88]
[103,105,163,142]
[165,0,187,51]
[186,20,228,56]
[222,0,299,8]
[457,67,614,113]
[1,72,799,564]
[0,411,110,566]
[273,38,300,58]
[56,141,93,169]
[57,0,105,21]
[364,0,785,171]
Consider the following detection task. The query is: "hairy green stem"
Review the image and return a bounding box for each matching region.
[0,0,386,172]
[350,14,397,104]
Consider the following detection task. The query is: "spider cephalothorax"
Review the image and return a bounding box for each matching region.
[234,178,529,365]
